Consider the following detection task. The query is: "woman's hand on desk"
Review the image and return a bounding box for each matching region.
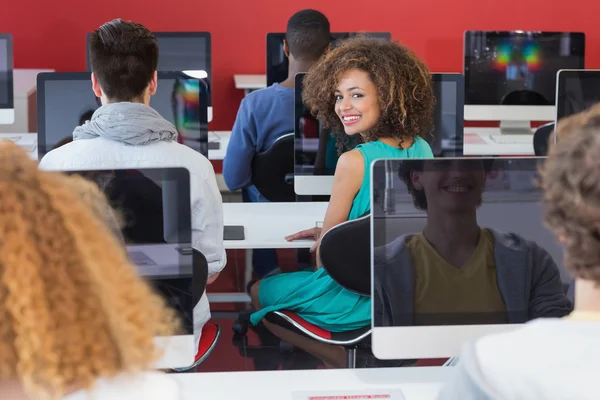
[285,227,322,253]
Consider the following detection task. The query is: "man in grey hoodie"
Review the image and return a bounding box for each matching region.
[436,104,600,400]
[38,19,226,369]
[374,159,571,328]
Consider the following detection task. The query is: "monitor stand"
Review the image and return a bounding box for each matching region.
[499,120,533,135]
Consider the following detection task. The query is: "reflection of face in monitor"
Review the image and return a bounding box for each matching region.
[37,72,208,159]
[266,32,391,87]
[556,70,600,122]
[371,157,573,359]
[66,167,195,368]
[464,31,585,106]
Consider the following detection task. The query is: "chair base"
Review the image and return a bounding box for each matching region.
[171,323,221,372]
[346,347,357,369]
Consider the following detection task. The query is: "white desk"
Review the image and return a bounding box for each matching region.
[223,202,328,249]
[128,243,192,278]
[208,130,231,161]
[0,133,38,159]
[3,127,535,161]
[173,367,450,400]
[234,74,267,95]
[464,127,535,156]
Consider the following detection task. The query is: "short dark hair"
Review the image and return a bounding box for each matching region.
[89,19,158,102]
[540,103,600,284]
[286,9,331,61]
[398,159,495,210]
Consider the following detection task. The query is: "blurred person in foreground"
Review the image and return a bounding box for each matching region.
[0,142,180,400]
[437,104,600,399]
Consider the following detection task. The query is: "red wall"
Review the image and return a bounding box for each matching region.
[2,0,598,131]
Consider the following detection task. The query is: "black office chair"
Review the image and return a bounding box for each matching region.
[251,133,295,202]
[501,90,549,106]
[262,214,372,368]
[171,250,221,372]
[533,122,555,156]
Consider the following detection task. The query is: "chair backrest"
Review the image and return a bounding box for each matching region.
[319,214,371,296]
[533,122,555,156]
[251,133,295,202]
[500,90,549,106]
[192,249,209,303]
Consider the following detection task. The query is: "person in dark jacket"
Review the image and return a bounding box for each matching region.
[374,158,572,327]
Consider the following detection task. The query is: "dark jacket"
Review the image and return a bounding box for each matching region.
[374,229,573,326]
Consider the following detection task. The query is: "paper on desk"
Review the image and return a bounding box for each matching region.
[292,389,405,400]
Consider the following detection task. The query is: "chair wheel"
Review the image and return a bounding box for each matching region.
[232,322,248,337]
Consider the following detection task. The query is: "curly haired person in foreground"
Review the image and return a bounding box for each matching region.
[437,104,600,399]
[248,37,436,367]
[0,142,180,400]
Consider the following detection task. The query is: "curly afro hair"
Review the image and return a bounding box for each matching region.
[0,142,178,399]
[540,103,600,285]
[302,37,435,151]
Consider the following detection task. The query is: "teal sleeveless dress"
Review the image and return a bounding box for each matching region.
[250,137,434,331]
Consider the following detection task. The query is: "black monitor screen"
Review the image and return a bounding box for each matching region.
[267,32,391,87]
[372,157,573,328]
[86,32,211,106]
[0,34,13,108]
[556,71,600,121]
[37,72,208,159]
[464,31,585,106]
[67,167,196,335]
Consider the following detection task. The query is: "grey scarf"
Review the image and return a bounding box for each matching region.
[73,102,178,145]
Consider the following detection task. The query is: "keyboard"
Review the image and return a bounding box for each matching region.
[489,134,533,144]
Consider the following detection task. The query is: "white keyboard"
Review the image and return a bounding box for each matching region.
[489,134,533,144]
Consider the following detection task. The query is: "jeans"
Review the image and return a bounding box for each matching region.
[244,186,279,278]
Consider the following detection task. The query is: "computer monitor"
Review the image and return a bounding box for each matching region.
[37,71,208,159]
[0,34,14,125]
[294,73,464,196]
[66,167,196,369]
[370,157,573,360]
[556,69,600,124]
[464,31,585,134]
[86,32,213,122]
[266,32,391,87]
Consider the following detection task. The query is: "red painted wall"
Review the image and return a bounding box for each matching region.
[2,0,598,131]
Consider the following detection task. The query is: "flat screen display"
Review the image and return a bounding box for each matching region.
[464,31,585,106]
[372,157,572,328]
[37,72,208,158]
[0,34,13,109]
[556,70,600,121]
[67,167,196,336]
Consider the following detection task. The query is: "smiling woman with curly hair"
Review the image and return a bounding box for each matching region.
[0,142,180,400]
[248,37,435,368]
[303,37,435,151]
